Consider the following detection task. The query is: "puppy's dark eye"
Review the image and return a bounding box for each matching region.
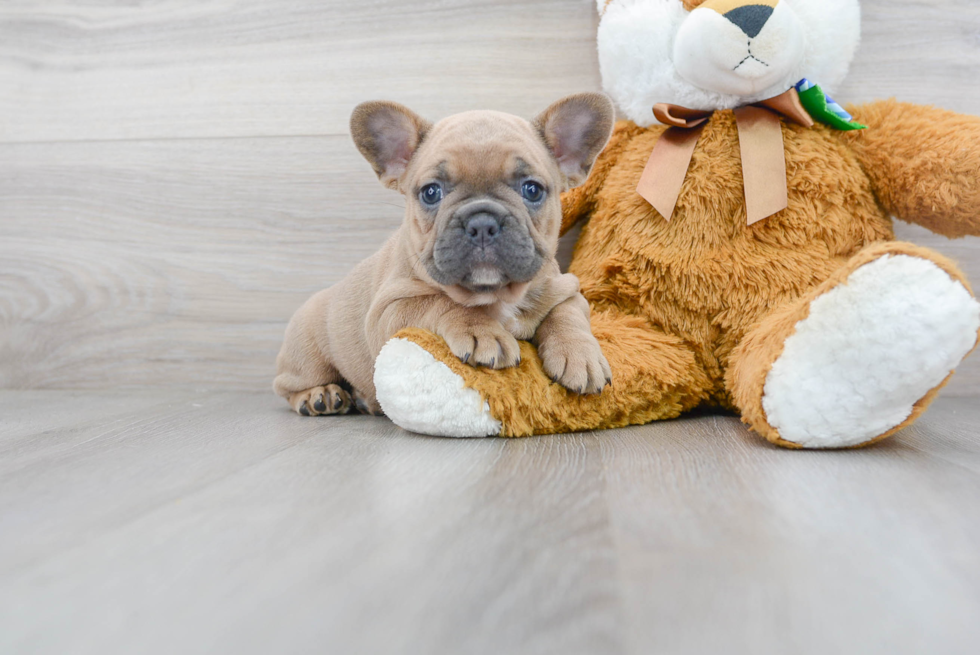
[419,183,443,207]
[521,181,545,204]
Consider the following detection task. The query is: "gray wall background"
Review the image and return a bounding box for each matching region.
[1,0,979,394]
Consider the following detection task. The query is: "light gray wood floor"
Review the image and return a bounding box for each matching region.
[2,392,979,655]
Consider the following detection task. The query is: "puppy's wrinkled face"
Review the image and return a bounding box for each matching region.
[351,94,615,306]
[406,113,559,304]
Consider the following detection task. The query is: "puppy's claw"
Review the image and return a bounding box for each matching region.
[442,320,521,370]
[539,336,611,397]
[313,395,327,413]
[299,402,311,416]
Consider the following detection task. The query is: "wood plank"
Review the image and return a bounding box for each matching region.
[0,390,194,474]
[897,396,980,476]
[0,391,625,655]
[3,1,980,143]
[603,400,980,655]
[1,392,978,653]
[841,0,980,113]
[0,0,603,143]
[0,136,399,390]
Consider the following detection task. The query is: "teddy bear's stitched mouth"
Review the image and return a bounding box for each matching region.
[733,54,769,71]
[733,39,769,72]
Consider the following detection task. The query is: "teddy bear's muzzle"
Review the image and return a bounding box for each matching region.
[674,0,804,97]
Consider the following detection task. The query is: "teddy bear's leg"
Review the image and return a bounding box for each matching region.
[727,242,980,449]
[374,307,713,437]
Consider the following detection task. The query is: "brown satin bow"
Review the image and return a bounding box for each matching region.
[636,87,815,225]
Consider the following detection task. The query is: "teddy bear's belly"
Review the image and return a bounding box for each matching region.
[570,120,894,383]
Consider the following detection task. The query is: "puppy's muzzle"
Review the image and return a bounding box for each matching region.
[428,198,542,291]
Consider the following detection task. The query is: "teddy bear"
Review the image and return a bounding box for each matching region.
[370,0,980,449]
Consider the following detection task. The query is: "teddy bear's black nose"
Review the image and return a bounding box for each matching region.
[724,5,774,39]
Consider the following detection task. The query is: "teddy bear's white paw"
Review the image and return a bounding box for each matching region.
[374,338,502,438]
[762,254,980,449]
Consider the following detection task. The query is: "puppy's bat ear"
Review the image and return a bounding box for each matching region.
[533,92,615,188]
[350,101,432,190]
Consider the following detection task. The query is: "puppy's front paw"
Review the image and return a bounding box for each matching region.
[288,384,353,416]
[441,320,522,370]
[539,335,612,395]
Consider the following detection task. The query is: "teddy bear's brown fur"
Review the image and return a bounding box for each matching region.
[392,99,980,442]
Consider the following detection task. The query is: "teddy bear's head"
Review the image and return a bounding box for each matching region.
[597,0,861,126]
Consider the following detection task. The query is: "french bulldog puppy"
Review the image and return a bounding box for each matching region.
[274,93,615,417]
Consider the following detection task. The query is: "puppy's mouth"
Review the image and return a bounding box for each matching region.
[445,270,534,307]
[429,246,542,295]
[460,265,508,293]
[431,259,536,304]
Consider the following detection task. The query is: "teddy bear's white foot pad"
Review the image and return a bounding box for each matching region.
[763,254,980,449]
[374,338,502,437]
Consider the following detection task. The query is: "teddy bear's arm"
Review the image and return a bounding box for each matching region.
[845,99,980,239]
[560,120,640,235]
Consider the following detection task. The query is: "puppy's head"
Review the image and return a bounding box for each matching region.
[351,93,614,305]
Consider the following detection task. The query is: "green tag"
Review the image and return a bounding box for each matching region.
[796,79,867,131]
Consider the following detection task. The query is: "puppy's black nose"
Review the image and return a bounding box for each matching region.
[465,214,501,248]
[724,5,773,39]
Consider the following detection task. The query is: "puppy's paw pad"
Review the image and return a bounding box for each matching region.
[289,385,352,416]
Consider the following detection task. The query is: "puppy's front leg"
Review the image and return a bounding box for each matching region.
[503,272,581,340]
[535,293,611,395]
